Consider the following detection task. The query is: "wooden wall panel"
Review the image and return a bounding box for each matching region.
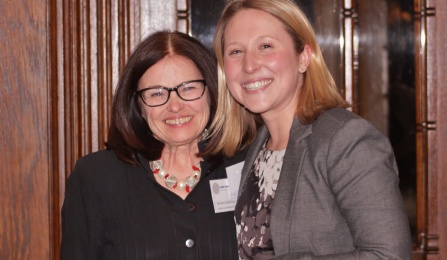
[356,0,389,135]
[431,1,447,259]
[0,1,50,259]
[50,1,137,258]
[435,0,447,257]
[414,0,447,258]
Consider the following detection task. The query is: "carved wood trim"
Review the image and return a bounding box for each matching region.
[50,0,139,258]
[413,0,439,256]
[342,0,358,113]
[177,0,190,33]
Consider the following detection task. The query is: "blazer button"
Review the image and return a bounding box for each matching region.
[185,239,195,248]
[187,202,196,212]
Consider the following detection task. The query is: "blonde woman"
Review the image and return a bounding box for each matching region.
[207,0,412,259]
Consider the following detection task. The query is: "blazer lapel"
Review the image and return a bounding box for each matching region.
[270,118,312,255]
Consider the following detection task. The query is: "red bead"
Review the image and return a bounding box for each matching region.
[153,169,159,174]
[186,186,190,193]
[165,174,170,179]
[192,165,200,171]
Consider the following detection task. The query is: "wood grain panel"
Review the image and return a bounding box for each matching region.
[413,0,447,258]
[49,0,139,258]
[0,0,50,259]
[435,2,447,259]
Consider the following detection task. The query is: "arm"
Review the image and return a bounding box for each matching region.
[60,160,104,260]
[275,117,412,260]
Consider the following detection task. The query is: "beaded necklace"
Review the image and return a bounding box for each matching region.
[149,159,201,193]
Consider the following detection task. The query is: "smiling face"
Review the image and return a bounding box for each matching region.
[137,55,210,148]
[223,8,308,119]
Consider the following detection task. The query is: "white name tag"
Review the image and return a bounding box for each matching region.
[210,179,236,213]
[209,161,244,213]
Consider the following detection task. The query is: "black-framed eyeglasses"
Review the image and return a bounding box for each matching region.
[135,79,207,107]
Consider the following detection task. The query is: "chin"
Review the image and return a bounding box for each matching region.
[243,106,265,114]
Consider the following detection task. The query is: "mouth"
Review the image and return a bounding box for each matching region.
[241,79,272,91]
[165,116,192,125]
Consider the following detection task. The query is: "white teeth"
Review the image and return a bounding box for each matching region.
[165,116,192,125]
[242,79,272,90]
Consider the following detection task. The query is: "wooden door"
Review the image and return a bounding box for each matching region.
[0,1,51,258]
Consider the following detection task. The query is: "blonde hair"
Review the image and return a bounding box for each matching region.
[207,0,348,157]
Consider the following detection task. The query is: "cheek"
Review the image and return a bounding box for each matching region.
[197,95,211,121]
[140,106,160,124]
[223,59,239,81]
[141,110,150,123]
[204,98,212,116]
[226,83,240,100]
[137,100,148,119]
[140,104,151,120]
[265,52,290,71]
[140,108,147,120]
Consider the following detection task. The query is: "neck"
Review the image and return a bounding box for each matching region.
[161,144,201,172]
[262,113,295,151]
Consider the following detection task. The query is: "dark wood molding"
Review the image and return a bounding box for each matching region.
[435,0,447,257]
[413,0,447,258]
[341,0,358,112]
[50,0,139,258]
[177,0,190,33]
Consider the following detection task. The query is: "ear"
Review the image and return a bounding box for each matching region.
[298,44,312,73]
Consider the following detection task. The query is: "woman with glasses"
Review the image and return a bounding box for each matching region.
[208,0,412,259]
[60,31,243,259]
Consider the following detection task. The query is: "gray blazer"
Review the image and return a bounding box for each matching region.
[238,108,412,259]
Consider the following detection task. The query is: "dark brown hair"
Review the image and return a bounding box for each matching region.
[106,31,218,165]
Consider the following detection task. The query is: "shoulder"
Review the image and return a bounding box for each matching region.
[224,147,248,166]
[295,108,392,159]
[311,108,384,139]
[74,149,122,171]
[309,109,396,170]
[68,149,139,184]
[316,108,370,128]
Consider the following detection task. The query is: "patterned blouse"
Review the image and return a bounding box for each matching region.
[235,144,286,260]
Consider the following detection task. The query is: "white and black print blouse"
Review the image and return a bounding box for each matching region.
[235,144,285,260]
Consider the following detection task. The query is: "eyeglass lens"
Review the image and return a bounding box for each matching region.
[139,80,205,107]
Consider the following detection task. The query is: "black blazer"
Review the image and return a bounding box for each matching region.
[61,149,245,260]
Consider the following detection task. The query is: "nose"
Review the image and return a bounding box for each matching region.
[243,50,260,73]
[166,91,184,112]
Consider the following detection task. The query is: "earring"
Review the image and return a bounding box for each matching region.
[201,128,209,140]
[300,65,306,72]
